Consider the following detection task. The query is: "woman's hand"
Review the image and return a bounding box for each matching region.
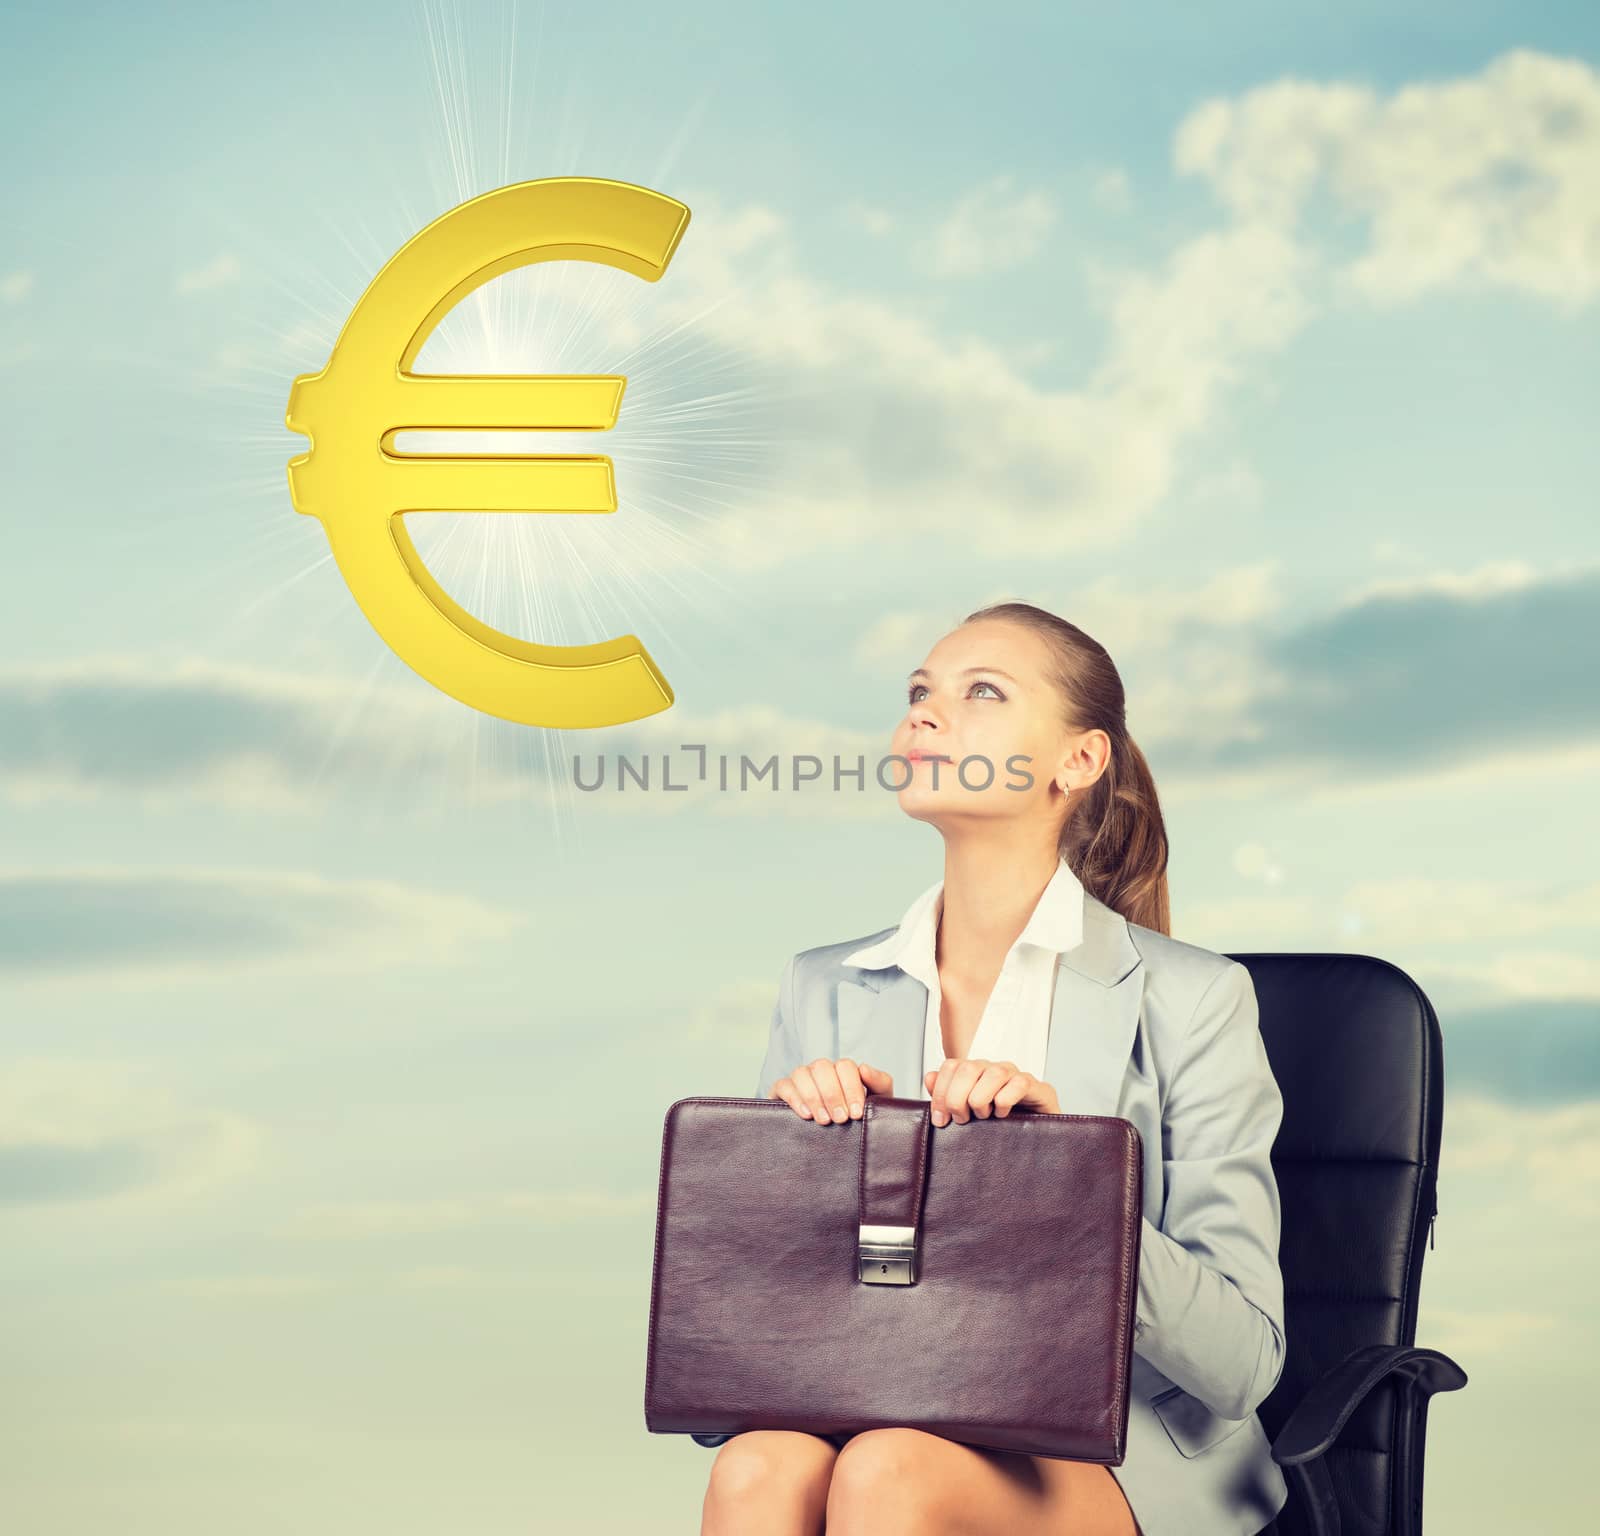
[768,1057,895,1124]
[924,1059,1060,1127]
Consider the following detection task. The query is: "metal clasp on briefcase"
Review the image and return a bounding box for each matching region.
[858,1222,918,1284]
[855,1099,932,1285]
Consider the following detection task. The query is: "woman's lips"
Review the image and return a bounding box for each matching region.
[907,750,953,762]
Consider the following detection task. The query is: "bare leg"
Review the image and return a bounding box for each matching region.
[701,1430,840,1536]
[826,1428,1141,1536]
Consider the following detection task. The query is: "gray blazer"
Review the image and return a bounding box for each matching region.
[754,888,1290,1536]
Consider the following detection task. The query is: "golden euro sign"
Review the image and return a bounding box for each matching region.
[285,177,689,728]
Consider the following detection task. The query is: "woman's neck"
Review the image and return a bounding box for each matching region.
[935,838,1060,987]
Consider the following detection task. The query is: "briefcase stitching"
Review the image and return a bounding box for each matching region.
[1108,1120,1140,1447]
[856,1102,869,1243]
[642,1098,686,1421]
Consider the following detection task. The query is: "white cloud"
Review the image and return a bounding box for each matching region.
[1176,876,1600,995]
[1339,558,1542,607]
[0,654,496,813]
[1338,878,1600,948]
[164,1262,610,1297]
[659,51,1600,571]
[656,189,1315,570]
[1372,538,1427,564]
[1175,893,1321,950]
[843,200,895,237]
[393,1264,550,1291]
[926,173,1060,278]
[214,342,257,371]
[176,253,241,295]
[0,270,34,303]
[1301,735,1600,807]
[0,865,523,990]
[1175,48,1600,305]
[167,1273,332,1298]
[688,977,779,1047]
[1085,220,1312,436]
[1413,949,1600,1003]
[1443,1093,1600,1219]
[1091,167,1133,213]
[280,1188,652,1238]
[854,608,969,668]
[1420,1306,1557,1359]
[1189,459,1264,511]
[1232,842,1287,884]
[0,1058,259,1205]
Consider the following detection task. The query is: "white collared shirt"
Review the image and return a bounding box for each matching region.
[841,856,1086,1098]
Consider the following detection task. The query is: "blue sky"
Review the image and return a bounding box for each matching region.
[3,1,1598,1531]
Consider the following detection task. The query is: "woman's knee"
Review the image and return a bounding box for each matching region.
[827,1428,946,1519]
[705,1429,836,1508]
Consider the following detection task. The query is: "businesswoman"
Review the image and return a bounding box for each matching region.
[697,601,1290,1536]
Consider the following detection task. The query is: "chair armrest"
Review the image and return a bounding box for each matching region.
[1272,1342,1468,1465]
[1267,1343,1467,1536]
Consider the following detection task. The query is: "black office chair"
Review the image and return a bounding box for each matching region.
[1230,952,1468,1536]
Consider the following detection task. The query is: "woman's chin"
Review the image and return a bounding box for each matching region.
[896,785,954,821]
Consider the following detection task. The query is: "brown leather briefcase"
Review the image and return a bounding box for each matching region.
[644,1093,1143,1463]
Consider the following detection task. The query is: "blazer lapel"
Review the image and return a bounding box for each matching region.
[836,967,927,1104]
[1046,893,1145,1119]
[837,892,1145,1117]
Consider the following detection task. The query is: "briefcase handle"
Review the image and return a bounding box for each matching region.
[856,1097,933,1287]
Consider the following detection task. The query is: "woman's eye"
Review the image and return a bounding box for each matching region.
[906,680,1004,703]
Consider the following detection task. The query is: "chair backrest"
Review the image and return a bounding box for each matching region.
[1228,952,1445,1536]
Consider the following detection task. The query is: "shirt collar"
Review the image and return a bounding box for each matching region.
[842,856,1086,977]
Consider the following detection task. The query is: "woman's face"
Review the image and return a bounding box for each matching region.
[892,620,1084,831]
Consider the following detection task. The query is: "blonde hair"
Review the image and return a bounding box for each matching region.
[963,600,1171,935]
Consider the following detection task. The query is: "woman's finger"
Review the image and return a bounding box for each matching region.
[804,1058,849,1125]
[769,1074,816,1119]
[927,1057,982,1126]
[941,1059,989,1124]
[995,1072,1059,1115]
[834,1058,867,1119]
[787,1064,827,1121]
[770,1078,811,1118]
[966,1062,1013,1119]
[859,1061,895,1097]
[992,1072,1033,1117]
